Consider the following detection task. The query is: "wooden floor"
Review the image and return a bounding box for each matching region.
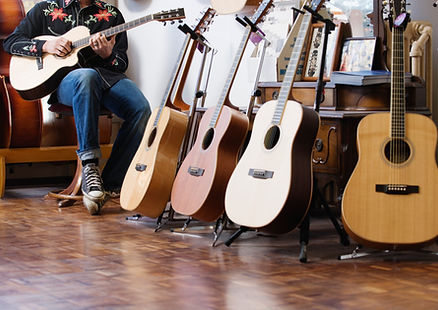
[1,185,438,309]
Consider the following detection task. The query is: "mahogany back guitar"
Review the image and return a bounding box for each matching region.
[225,0,322,234]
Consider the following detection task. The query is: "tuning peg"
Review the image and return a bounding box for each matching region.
[163,21,167,26]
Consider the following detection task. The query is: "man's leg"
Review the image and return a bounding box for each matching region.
[100,78,151,195]
[57,69,105,215]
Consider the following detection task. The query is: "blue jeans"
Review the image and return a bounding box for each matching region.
[57,68,151,191]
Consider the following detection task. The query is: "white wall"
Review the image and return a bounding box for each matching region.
[118,0,257,111]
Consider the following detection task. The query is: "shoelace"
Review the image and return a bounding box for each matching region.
[83,165,103,191]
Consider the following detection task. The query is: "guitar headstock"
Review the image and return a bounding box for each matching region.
[383,0,410,31]
[153,8,186,23]
[248,0,274,25]
[193,8,217,35]
[308,0,326,12]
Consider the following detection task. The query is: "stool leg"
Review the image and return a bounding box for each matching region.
[0,156,5,198]
[47,158,83,207]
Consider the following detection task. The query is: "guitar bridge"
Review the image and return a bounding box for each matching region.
[249,168,274,179]
[375,184,419,195]
[188,166,204,177]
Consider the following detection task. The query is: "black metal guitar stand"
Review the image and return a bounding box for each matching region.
[297,5,350,263]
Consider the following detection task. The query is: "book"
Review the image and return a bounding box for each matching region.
[330,70,391,86]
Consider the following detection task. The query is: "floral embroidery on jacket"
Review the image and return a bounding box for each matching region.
[84,5,116,26]
[94,9,112,22]
[23,44,37,53]
[43,2,74,26]
[50,8,68,21]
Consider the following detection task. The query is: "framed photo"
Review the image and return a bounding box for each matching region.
[338,37,377,72]
[303,22,344,81]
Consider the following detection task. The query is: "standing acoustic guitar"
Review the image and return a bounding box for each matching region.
[224,0,322,235]
[341,0,438,249]
[170,0,274,223]
[120,9,216,218]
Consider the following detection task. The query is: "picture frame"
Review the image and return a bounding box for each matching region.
[302,22,344,81]
[338,37,377,72]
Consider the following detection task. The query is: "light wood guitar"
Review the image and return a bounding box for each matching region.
[225,0,322,235]
[341,0,438,249]
[210,0,259,15]
[170,0,273,222]
[120,9,216,218]
[9,8,185,100]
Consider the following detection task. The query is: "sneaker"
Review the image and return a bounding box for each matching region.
[81,163,105,215]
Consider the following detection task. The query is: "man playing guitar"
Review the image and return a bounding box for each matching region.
[3,0,151,215]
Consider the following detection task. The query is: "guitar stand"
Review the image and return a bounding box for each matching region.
[338,245,438,260]
[170,214,226,247]
[224,226,250,247]
[297,6,349,263]
[298,177,350,263]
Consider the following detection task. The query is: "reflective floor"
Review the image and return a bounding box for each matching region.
[1,186,438,309]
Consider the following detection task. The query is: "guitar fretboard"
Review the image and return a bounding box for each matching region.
[208,26,252,128]
[153,34,192,127]
[72,15,153,49]
[272,13,312,125]
[390,26,406,139]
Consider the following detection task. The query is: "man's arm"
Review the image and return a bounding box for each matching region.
[96,10,129,73]
[3,3,48,58]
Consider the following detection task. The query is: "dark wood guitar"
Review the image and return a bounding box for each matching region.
[0,0,42,148]
[120,9,216,218]
[9,8,185,100]
[341,0,438,249]
[224,0,322,235]
[170,0,274,222]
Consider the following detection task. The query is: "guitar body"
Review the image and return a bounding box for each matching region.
[342,112,438,248]
[120,106,188,218]
[9,26,89,100]
[170,105,249,222]
[225,100,320,234]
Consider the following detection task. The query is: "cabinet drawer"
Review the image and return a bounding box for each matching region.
[313,119,339,174]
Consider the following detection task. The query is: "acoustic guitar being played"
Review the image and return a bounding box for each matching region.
[341,0,438,249]
[9,8,185,100]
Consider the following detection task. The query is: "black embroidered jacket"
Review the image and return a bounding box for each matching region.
[3,0,129,89]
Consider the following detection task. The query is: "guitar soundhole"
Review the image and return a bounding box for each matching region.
[148,127,157,148]
[264,125,280,150]
[384,138,411,164]
[202,128,214,150]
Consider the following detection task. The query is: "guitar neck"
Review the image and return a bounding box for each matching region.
[390,26,406,139]
[153,34,192,127]
[273,12,312,125]
[209,26,252,128]
[72,14,154,49]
